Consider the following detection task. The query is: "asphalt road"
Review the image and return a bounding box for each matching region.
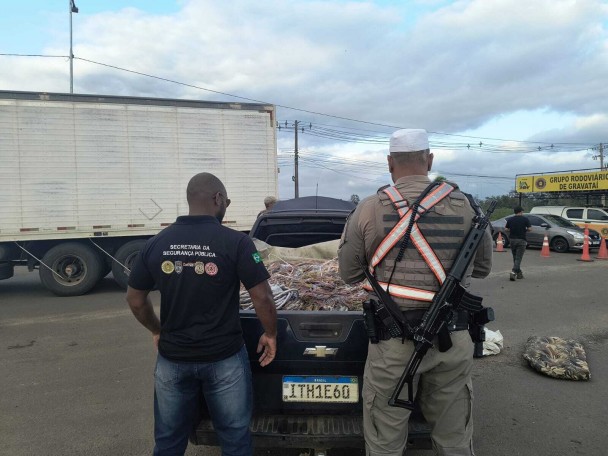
[1,248,607,456]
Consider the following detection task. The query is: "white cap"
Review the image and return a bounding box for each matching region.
[389,129,429,154]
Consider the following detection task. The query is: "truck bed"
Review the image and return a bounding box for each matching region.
[190,310,431,452]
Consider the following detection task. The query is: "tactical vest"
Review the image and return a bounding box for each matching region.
[363,182,468,309]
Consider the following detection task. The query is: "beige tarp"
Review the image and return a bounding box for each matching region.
[253,239,340,262]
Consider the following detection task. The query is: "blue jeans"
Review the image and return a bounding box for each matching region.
[153,345,253,456]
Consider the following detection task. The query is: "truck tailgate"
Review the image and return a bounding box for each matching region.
[191,310,431,450]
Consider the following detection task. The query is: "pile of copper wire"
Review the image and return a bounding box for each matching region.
[240,258,365,311]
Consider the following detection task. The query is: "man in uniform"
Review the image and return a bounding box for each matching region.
[338,129,492,456]
[127,172,278,456]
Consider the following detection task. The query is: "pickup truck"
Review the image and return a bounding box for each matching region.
[190,197,432,455]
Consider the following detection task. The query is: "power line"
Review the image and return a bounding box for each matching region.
[434,170,513,180]
[74,57,407,128]
[298,157,383,182]
[429,130,595,146]
[278,121,598,154]
[281,151,515,181]
[0,53,69,58]
[285,120,606,147]
[4,54,387,127]
[3,53,606,147]
[278,120,598,189]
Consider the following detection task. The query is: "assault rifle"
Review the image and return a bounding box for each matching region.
[388,200,497,410]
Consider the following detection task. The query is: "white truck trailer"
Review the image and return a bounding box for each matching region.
[0,91,277,296]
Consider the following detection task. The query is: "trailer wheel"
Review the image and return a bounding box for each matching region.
[39,243,103,296]
[96,251,113,278]
[100,260,112,278]
[112,240,147,290]
[0,262,14,280]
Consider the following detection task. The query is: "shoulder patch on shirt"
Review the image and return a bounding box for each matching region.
[205,262,218,276]
[252,252,263,264]
[161,261,174,274]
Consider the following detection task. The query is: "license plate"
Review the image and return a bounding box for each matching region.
[591,241,599,245]
[282,376,359,403]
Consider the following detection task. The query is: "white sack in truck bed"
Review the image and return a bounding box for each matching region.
[240,240,367,311]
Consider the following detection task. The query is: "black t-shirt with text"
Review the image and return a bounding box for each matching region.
[505,215,531,240]
[129,215,270,362]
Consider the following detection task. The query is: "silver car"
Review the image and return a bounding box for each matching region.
[491,213,602,253]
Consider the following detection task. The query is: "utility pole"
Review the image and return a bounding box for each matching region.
[593,143,605,170]
[600,143,606,207]
[294,120,299,198]
[278,120,305,198]
[69,0,79,93]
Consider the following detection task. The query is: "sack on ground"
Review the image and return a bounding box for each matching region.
[523,336,590,381]
[482,328,503,356]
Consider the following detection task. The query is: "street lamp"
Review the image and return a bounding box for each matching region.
[69,0,79,93]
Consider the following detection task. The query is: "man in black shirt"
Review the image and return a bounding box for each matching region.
[505,206,531,281]
[127,172,277,456]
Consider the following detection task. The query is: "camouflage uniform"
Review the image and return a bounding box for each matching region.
[338,175,492,456]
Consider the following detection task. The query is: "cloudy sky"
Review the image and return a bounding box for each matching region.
[1,0,607,201]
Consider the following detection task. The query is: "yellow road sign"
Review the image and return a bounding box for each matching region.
[516,171,608,193]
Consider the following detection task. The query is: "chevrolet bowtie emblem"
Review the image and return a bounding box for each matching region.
[303,346,338,358]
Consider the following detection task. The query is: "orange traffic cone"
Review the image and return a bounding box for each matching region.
[596,236,608,260]
[577,226,594,262]
[540,235,550,257]
[495,233,505,252]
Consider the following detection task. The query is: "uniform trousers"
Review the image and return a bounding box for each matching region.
[363,330,475,456]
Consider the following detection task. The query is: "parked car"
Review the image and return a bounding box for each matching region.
[529,206,608,238]
[492,213,602,253]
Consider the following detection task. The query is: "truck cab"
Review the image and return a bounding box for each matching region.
[249,196,355,248]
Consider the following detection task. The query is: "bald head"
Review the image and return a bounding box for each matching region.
[187,173,225,203]
[387,149,433,181]
[264,196,277,209]
[390,150,430,167]
[186,173,229,219]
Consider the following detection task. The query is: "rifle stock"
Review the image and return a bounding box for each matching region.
[388,342,428,409]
